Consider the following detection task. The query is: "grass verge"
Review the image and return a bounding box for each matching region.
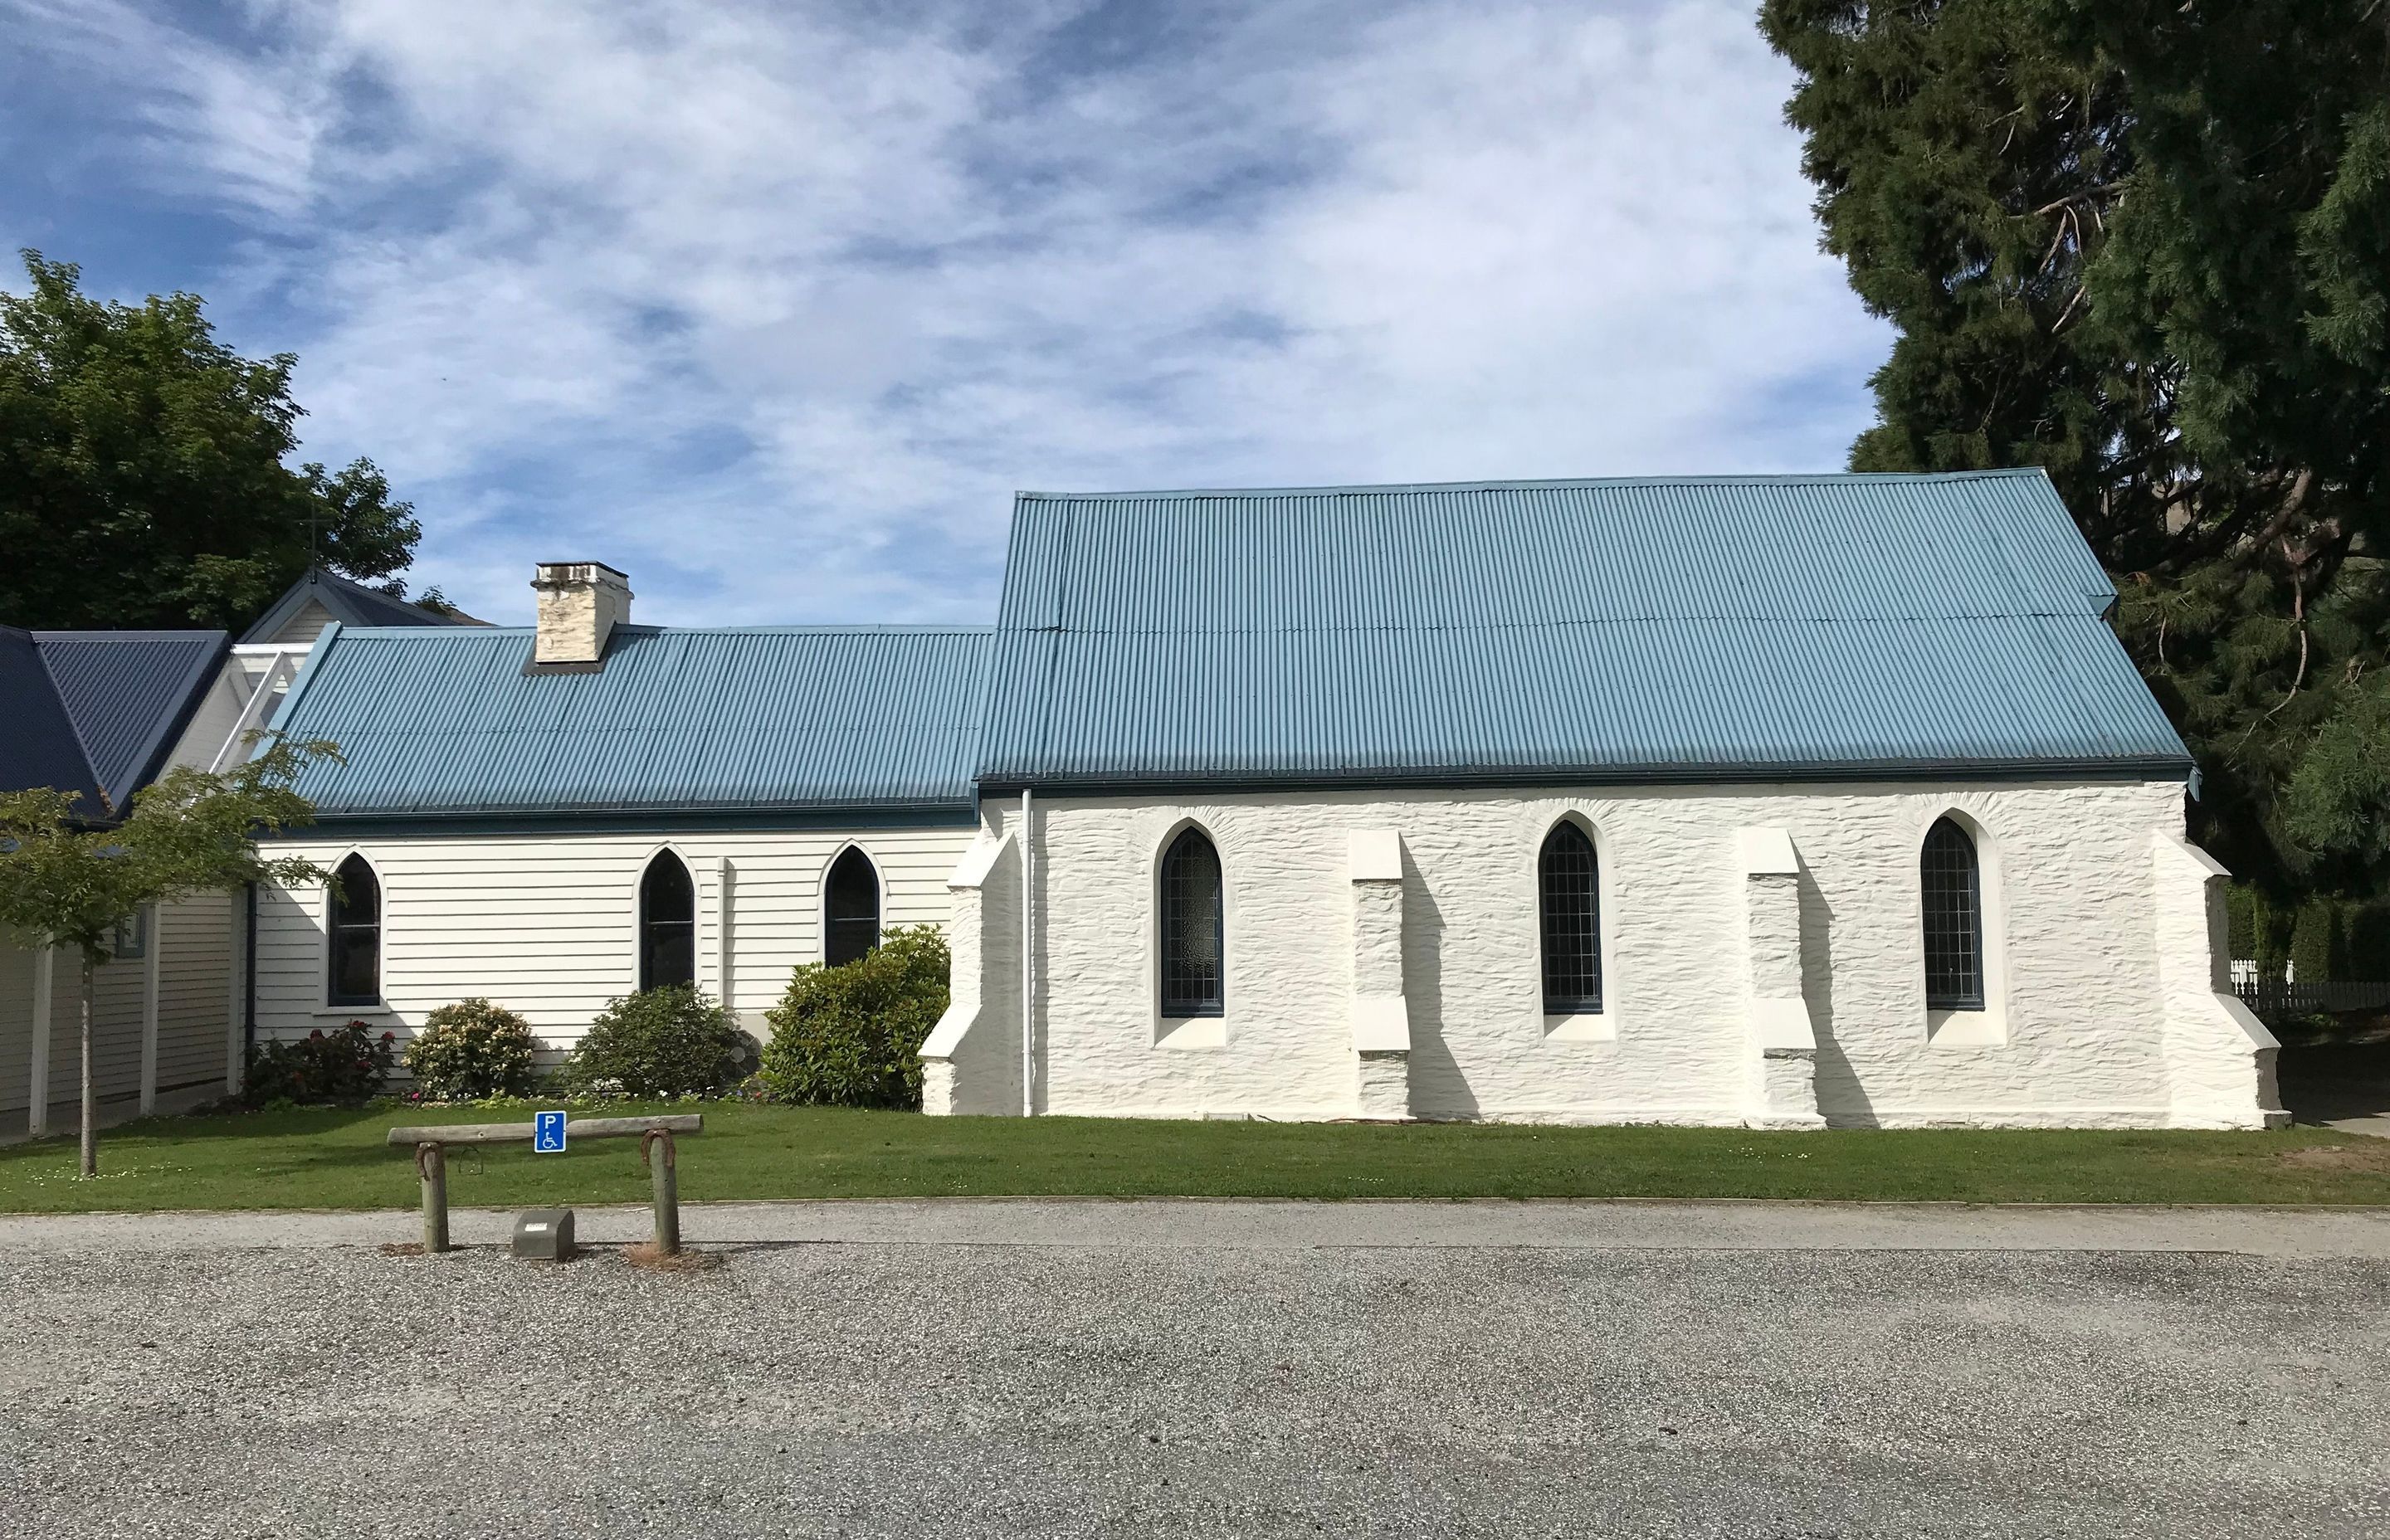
[1,1104,2386,1211]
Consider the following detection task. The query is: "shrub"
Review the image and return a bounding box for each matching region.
[563,985,754,1099]
[759,924,950,1109]
[2289,897,2339,983]
[242,1021,397,1105]
[403,998,539,1100]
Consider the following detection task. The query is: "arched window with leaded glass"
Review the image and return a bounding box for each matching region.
[1920,816,1985,1011]
[1538,821,1602,1014]
[1158,827,1224,1017]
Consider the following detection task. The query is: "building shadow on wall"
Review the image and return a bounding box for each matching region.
[1400,851,1480,1120]
[1800,861,1879,1129]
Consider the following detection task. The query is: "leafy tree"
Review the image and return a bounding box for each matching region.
[0,252,423,631]
[1760,0,2390,903]
[0,734,338,1175]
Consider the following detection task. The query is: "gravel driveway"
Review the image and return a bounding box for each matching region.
[1,1201,2384,1538]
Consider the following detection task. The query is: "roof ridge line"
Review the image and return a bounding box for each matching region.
[1014,469,2054,501]
[332,622,1001,636]
[1002,609,2112,636]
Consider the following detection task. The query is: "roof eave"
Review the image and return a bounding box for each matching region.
[976,754,2196,797]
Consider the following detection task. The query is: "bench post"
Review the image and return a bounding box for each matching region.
[387,1115,700,1256]
[416,1142,450,1254]
[642,1126,680,1256]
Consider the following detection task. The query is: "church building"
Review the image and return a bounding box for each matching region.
[250,470,2284,1128]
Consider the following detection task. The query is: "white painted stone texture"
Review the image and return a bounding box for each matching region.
[936,779,2273,1128]
[919,830,1023,1116]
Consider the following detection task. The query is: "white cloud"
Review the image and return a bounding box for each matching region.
[4,0,1887,624]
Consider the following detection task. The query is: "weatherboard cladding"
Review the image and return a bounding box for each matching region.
[237,568,475,644]
[978,470,2190,788]
[271,624,991,817]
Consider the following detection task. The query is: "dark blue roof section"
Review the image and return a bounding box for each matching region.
[1,628,229,818]
[32,631,229,810]
[239,568,478,643]
[977,469,2192,789]
[0,629,107,813]
[268,624,993,820]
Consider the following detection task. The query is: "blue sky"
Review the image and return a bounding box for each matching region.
[2,0,1889,626]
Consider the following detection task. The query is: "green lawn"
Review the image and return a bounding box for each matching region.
[1,1103,2386,1211]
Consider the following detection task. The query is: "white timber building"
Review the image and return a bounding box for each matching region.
[251,472,2284,1128]
[2,570,470,1138]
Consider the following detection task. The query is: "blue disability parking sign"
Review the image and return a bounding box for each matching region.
[534,1110,567,1153]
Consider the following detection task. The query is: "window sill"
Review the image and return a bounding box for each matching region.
[317,1004,393,1019]
[1543,1012,1614,1043]
[1927,1007,2006,1046]
[1157,1017,1227,1050]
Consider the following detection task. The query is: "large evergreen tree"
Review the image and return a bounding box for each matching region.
[1761,0,2390,905]
[0,252,423,631]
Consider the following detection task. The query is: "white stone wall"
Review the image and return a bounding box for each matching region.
[255,826,977,1056]
[942,779,2272,1128]
[920,830,1024,1116]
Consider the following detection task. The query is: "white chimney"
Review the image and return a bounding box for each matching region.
[529,562,632,668]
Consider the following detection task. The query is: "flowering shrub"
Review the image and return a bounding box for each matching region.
[402,998,539,1100]
[562,985,754,1099]
[242,1021,398,1105]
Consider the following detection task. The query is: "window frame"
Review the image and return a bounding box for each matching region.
[324,852,384,1008]
[1915,807,2008,1045]
[822,845,883,967]
[111,904,150,962]
[1527,812,1617,1040]
[1920,816,1987,1012]
[637,847,698,993]
[1536,819,1605,1016]
[1157,824,1227,1021]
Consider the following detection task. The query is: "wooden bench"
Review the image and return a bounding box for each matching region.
[386,1114,703,1255]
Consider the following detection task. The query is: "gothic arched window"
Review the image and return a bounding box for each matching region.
[1921,817,1985,1011]
[1539,822,1602,1013]
[825,847,881,967]
[327,854,382,1006]
[1159,828,1224,1017]
[639,850,696,991]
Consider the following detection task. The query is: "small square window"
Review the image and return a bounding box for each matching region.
[112,908,149,961]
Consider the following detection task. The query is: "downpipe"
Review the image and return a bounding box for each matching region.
[1021,787,1035,1117]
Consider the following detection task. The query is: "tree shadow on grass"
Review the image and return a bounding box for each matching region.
[2277,1039,2390,1131]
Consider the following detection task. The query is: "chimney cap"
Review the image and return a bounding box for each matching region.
[531,560,630,585]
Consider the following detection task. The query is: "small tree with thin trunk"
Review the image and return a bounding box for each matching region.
[0,733,339,1175]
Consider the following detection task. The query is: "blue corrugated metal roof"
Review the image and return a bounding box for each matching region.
[270,624,993,819]
[978,470,2190,789]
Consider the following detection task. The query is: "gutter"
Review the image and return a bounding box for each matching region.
[973,754,2197,800]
